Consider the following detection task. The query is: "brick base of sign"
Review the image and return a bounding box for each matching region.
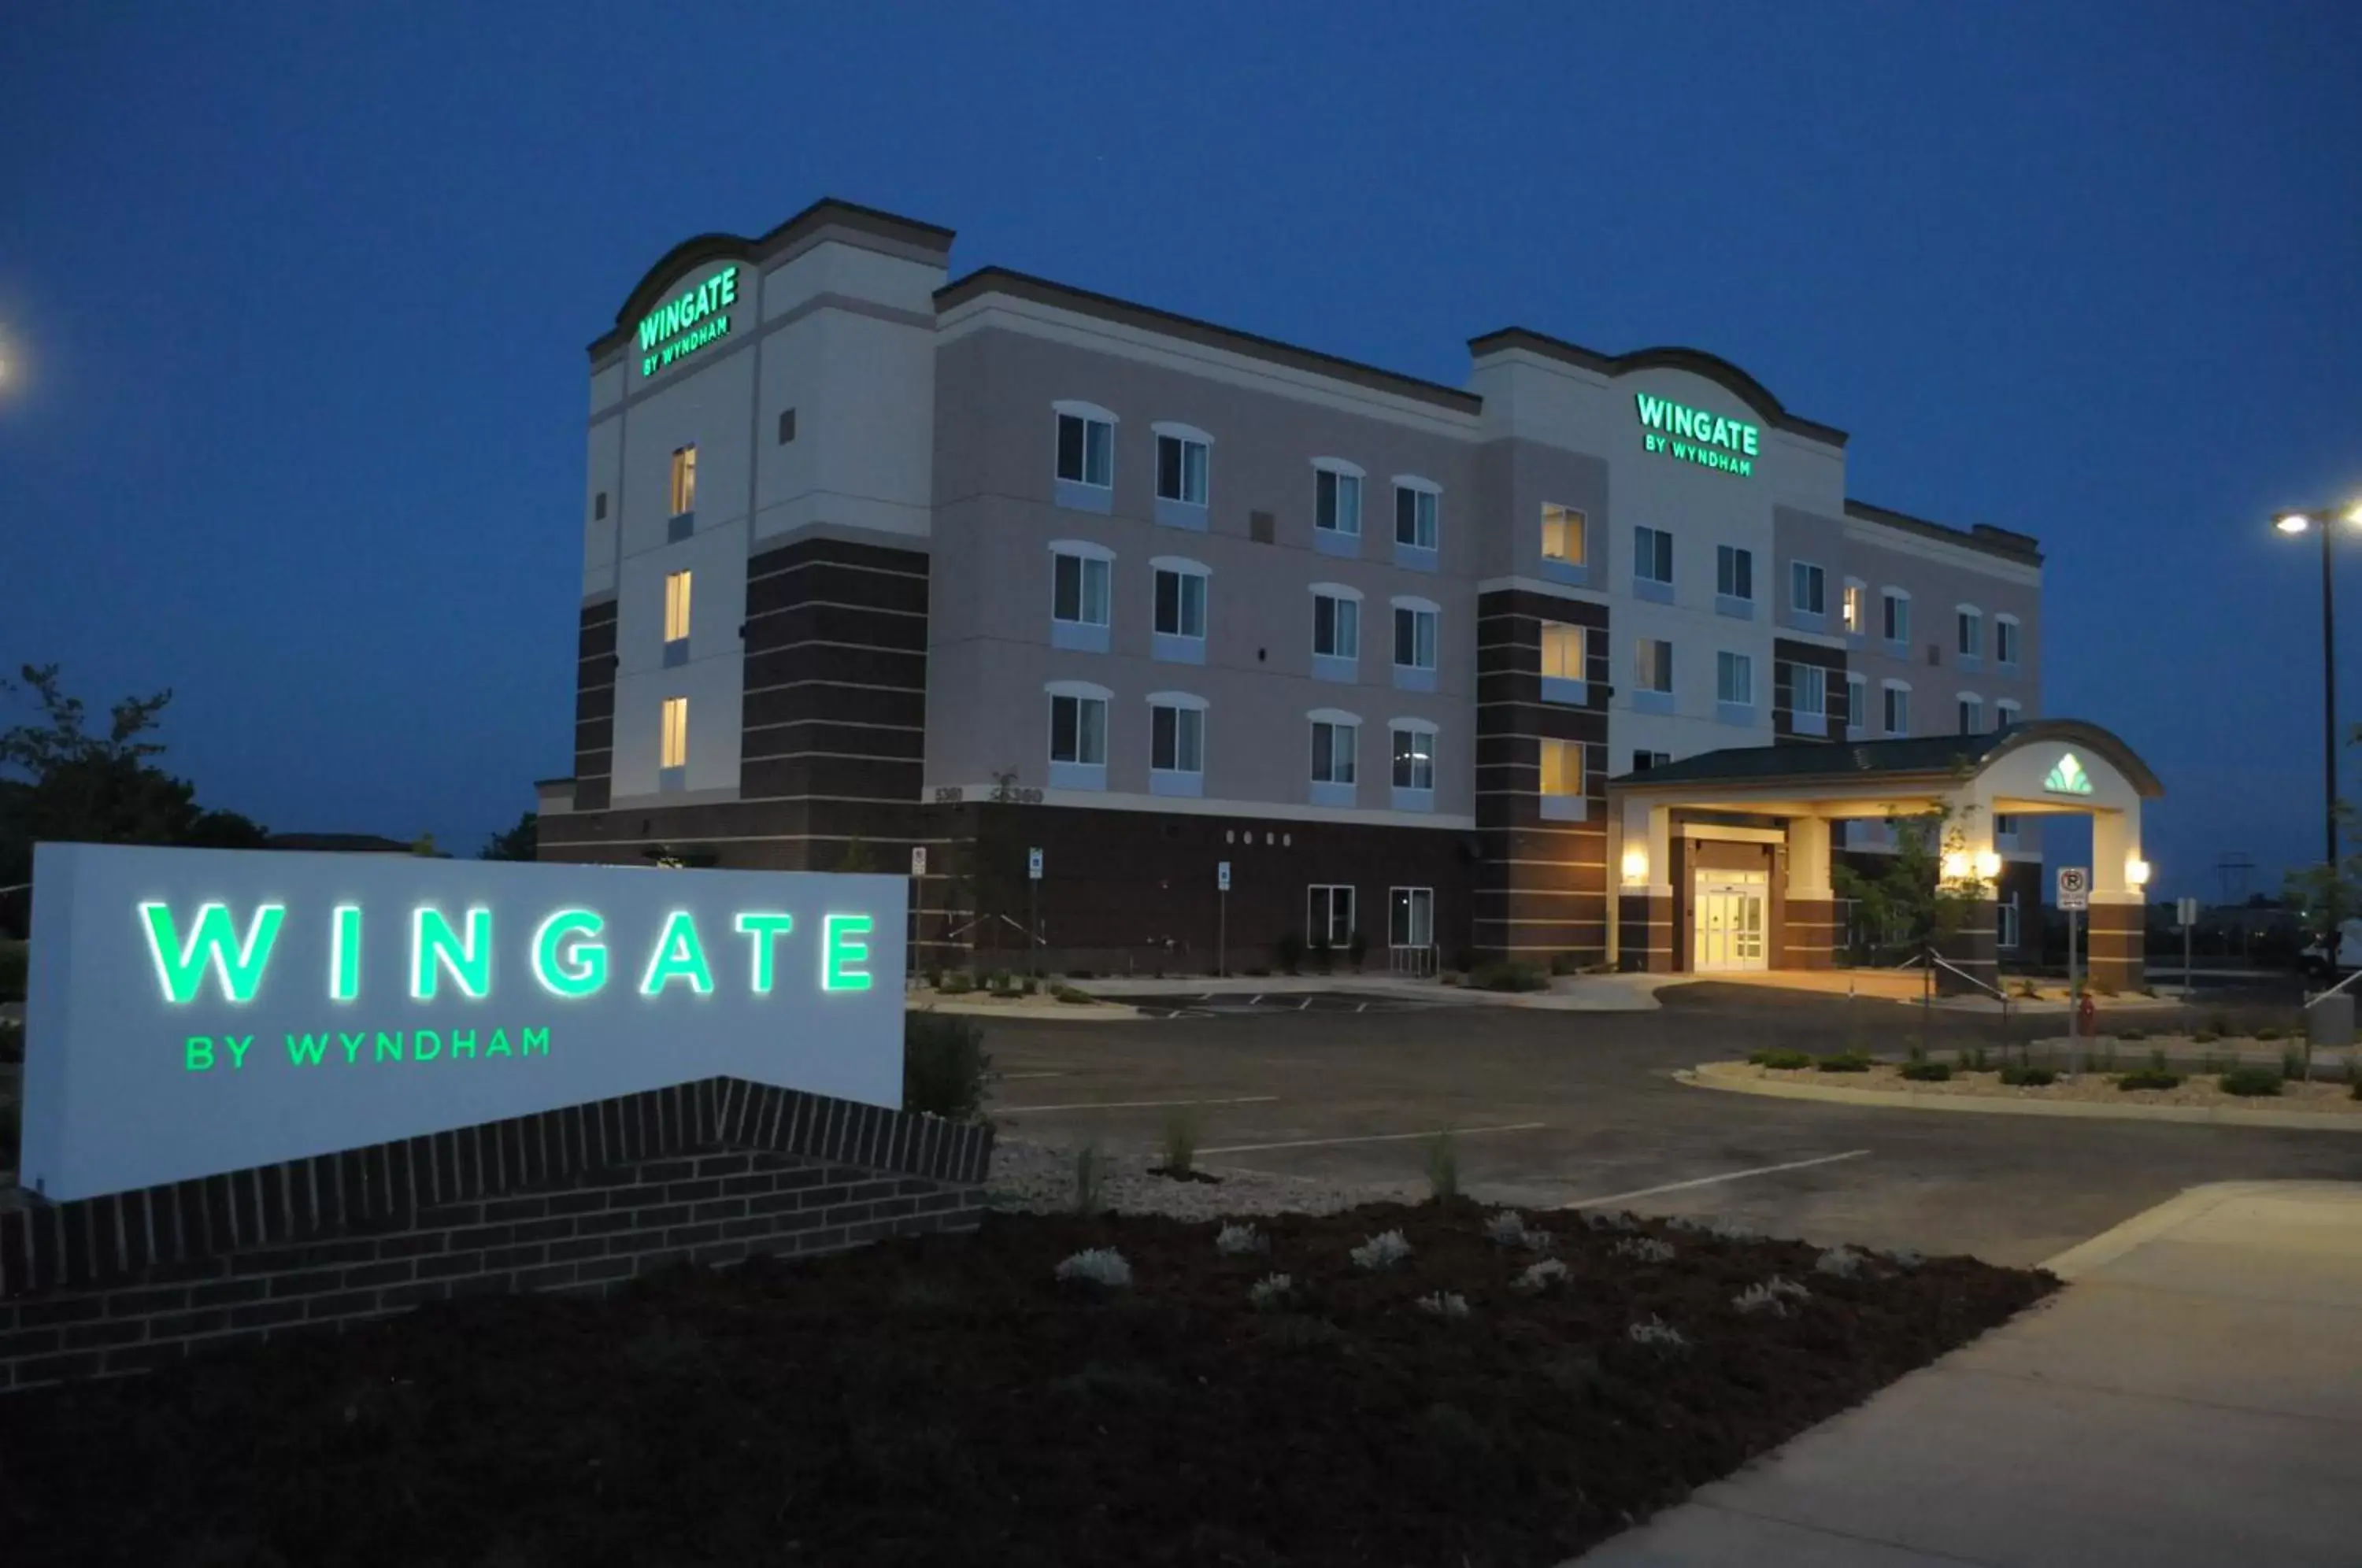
[0,1078,990,1392]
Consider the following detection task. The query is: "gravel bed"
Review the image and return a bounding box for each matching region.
[988,1137,1418,1220]
[1731,1060,2362,1112]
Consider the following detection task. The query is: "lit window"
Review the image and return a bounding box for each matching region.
[1996,616,2020,666]
[668,446,697,516]
[1635,526,1674,584]
[1958,608,1983,658]
[1542,504,1586,565]
[1842,581,1865,634]
[1056,412,1114,487]
[1959,695,1984,734]
[1052,551,1112,627]
[1883,590,1910,643]
[1156,433,1209,505]
[1636,638,1673,693]
[1541,622,1586,680]
[1793,663,1827,719]
[1312,719,1357,784]
[1315,466,1362,536]
[1153,567,1207,638]
[1540,738,1583,797]
[1716,545,1753,601]
[1394,484,1438,549]
[660,697,688,768]
[1312,592,1360,658]
[1392,605,1438,671]
[1883,683,1911,735]
[1050,693,1108,764]
[663,570,692,645]
[1151,703,1204,774]
[1390,727,1435,790]
[1791,560,1826,616]
[1716,650,1753,707]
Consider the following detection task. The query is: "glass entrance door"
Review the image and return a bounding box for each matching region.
[1693,871,1768,971]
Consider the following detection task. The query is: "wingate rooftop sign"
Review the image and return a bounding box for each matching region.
[1635,393,1760,478]
[637,264,740,378]
[21,843,905,1200]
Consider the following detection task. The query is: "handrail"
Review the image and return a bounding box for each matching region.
[1928,952,2008,1003]
[2316,967,2362,1002]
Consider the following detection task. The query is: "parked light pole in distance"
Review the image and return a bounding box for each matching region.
[2276,504,2362,886]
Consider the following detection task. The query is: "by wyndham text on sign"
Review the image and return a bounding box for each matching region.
[20,844,907,1200]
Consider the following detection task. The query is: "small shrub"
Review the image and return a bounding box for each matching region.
[1072,1144,1105,1215]
[1215,1222,1266,1256]
[1484,1209,1529,1246]
[2099,1041,2119,1074]
[1899,1060,1953,1082]
[1520,1226,1557,1255]
[2116,1027,2146,1042]
[1414,1291,1470,1320]
[1020,975,1039,996]
[938,971,975,995]
[1513,1259,1569,1294]
[2150,1047,2170,1074]
[1274,934,1304,974]
[1052,983,1093,1004]
[1749,1048,1814,1071]
[1158,1109,1201,1176]
[2219,1067,2284,1097]
[1549,952,1581,976]
[2116,1070,2182,1091]
[2255,1026,2282,1041]
[1424,1132,1460,1201]
[1814,1245,1865,1278]
[1470,960,1549,993]
[1612,1237,1675,1264]
[1054,1248,1132,1289]
[901,1012,991,1121]
[1347,929,1369,972]
[1247,1273,1294,1311]
[2351,1078,2361,1102]
[1964,1045,1990,1071]
[1627,1315,1687,1352]
[1709,1215,1761,1241]
[1886,1248,1923,1270]
[1349,1230,1413,1271]
[2282,1047,2306,1081]
[2193,1029,2218,1044]
[1580,1208,1637,1232]
[2000,1064,2057,1087]
[1733,1276,1812,1316]
[1816,1052,1873,1073]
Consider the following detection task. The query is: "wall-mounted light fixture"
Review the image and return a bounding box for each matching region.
[1620,846,1649,885]
[2126,856,2152,889]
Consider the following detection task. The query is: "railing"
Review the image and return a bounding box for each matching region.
[1387,944,1438,978]
[1929,953,2008,1003]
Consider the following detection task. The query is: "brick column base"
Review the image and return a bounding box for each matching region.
[1620,892,1675,972]
[2086,902,2146,993]
[1781,898,1836,970]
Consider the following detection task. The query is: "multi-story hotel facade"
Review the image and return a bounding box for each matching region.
[541,198,2119,982]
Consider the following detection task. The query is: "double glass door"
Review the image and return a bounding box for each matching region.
[1693,871,1768,971]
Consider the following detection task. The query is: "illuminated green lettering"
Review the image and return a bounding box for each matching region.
[340,1034,365,1064]
[487,1030,513,1057]
[523,1026,549,1055]
[533,909,607,997]
[453,1029,479,1059]
[733,912,795,993]
[186,1037,215,1071]
[822,913,874,992]
[140,901,286,1004]
[287,1033,331,1065]
[413,906,492,999]
[225,1035,254,1068]
[375,1031,404,1063]
[330,904,362,1000]
[1635,393,1666,429]
[414,1029,442,1062]
[640,911,714,995]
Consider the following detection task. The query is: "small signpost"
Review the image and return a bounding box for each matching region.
[908,847,926,981]
[1216,860,1231,978]
[2058,867,2090,1067]
[1027,848,1043,977]
[2176,895,2199,998]
[909,846,927,878]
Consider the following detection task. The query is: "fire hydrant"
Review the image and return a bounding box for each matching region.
[2077,992,2097,1038]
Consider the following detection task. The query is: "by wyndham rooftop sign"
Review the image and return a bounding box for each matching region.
[20,843,906,1200]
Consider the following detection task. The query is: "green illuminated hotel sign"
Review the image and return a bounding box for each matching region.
[1635,393,1760,478]
[2044,753,2094,796]
[638,265,740,378]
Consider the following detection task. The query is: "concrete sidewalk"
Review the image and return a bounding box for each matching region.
[1074,972,1672,1011]
[1576,1181,2362,1566]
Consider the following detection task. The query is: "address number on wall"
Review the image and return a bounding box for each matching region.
[931,786,1045,805]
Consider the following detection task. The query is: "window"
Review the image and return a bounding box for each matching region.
[1389,886,1435,949]
[1958,694,1985,734]
[1716,545,1753,601]
[1635,638,1673,693]
[777,408,797,444]
[1634,526,1674,584]
[1997,697,2022,727]
[1957,608,1983,659]
[1055,410,1114,487]
[1308,886,1356,947]
[1541,621,1587,680]
[1153,564,1208,638]
[1791,560,1826,616]
[1996,615,2020,667]
[1995,812,2021,849]
[662,569,693,644]
[1392,603,1438,671]
[1394,482,1438,549]
[594,491,608,520]
[1312,590,1360,658]
[1883,682,1911,735]
[1311,718,1357,783]
[1632,749,1670,771]
[1997,895,2021,950]
[1882,590,1910,643]
[1051,549,1112,626]
[1846,673,1868,734]
[659,696,688,769]
[1842,580,1865,634]
[1150,702,1204,774]
[1390,727,1435,790]
[1716,650,1753,707]
[1541,504,1586,566]
[1156,431,1209,505]
[1541,738,1583,797]
[1315,464,1363,535]
[1793,663,1827,723]
[668,446,697,517]
[1050,692,1108,764]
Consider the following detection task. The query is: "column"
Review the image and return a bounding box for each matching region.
[2085,805,2147,993]
[1618,801,1677,972]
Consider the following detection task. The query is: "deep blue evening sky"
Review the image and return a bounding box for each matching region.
[5,3,2360,895]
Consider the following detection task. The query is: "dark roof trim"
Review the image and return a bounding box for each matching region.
[1608,719,2163,798]
[1467,327,1849,447]
[1844,498,2044,566]
[590,197,956,359]
[936,266,1486,416]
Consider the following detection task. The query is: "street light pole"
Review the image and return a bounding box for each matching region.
[2322,518,2339,873]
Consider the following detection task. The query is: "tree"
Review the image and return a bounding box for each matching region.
[479,812,538,861]
[1831,799,1990,986]
[2281,723,2362,952]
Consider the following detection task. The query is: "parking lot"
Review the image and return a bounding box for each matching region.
[980,982,2362,1266]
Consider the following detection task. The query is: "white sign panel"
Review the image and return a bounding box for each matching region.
[1027,847,1043,881]
[2176,896,2199,928]
[2056,866,2090,912]
[1217,860,1231,892]
[21,843,909,1201]
[909,846,927,878]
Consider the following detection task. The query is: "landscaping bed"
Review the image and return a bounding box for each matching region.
[0,1201,2050,1567]
[1716,1057,2362,1113]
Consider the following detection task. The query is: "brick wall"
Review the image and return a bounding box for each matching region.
[0,1077,991,1392]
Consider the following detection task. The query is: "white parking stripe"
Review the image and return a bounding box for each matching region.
[1199,1122,1547,1156]
[995,1071,1069,1081]
[995,1094,1281,1114]
[1564,1148,1872,1209]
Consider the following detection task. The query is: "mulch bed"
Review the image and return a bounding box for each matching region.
[0,1200,2052,1568]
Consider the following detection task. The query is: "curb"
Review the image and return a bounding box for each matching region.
[1679,1061,2362,1133]
[907,998,1144,1022]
